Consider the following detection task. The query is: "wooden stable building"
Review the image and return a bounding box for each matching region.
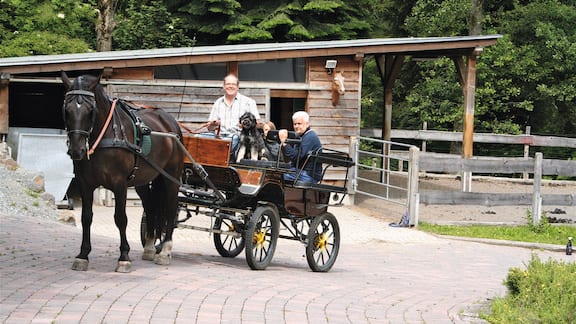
[0,36,500,185]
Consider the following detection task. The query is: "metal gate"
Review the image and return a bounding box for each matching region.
[353,137,420,226]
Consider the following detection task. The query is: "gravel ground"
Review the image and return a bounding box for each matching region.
[0,158,62,221]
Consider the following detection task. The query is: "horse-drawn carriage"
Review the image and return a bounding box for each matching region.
[61,72,354,273]
[146,131,355,272]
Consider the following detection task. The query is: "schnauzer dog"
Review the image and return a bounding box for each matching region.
[235,112,270,163]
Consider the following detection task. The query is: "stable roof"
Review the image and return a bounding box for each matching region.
[0,35,501,74]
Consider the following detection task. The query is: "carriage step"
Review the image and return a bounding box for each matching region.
[177,224,242,238]
[179,186,219,200]
[217,212,243,222]
[178,194,218,205]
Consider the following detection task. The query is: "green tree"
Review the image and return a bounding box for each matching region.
[0,0,96,57]
[493,0,576,137]
[173,0,373,45]
[374,0,576,140]
[113,0,193,50]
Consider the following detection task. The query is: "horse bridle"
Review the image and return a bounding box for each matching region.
[62,89,99,159]
[63,89,98,138]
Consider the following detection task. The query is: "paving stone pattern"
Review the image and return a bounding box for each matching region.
[1,206,572,324]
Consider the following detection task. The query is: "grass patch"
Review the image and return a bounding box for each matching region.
[481,255,576,323]
[418,211,575,245]
[418,222,574,245]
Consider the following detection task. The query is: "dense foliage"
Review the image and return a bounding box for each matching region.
[0,0,574,142]
[361,0,576,141]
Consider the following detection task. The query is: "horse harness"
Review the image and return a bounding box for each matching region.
[64,90,181,185]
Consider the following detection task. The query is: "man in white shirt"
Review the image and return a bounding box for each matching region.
[207,74,260,136]
[204,74,260,161]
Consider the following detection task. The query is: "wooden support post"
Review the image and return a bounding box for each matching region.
[0,73,9,135]
[461,53,478,193]
[227,62,238,77]
[523,126,531,180]
[375,54,404,186]
[421,121,427,153]
[408,146,420,227]
[532,152,543,225]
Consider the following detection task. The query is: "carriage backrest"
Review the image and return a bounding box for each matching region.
[182,135,231,167]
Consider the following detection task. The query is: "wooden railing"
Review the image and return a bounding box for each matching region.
[355,128,576,225]
[415,151,576,224]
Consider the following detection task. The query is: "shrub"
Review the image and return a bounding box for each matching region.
[483,254,576,323]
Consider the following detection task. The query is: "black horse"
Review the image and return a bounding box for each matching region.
[61,72,184,272]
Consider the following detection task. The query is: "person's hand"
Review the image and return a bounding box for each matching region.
[278,129,288,144]
[207,119,220,131]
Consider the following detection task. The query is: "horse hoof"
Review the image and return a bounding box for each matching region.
[115,261,131,273]
[142,249,156,261]
[154,254,171,266]
[72,258,89,271]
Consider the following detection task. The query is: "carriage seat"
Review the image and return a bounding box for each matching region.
[287,148,355,194]
[235,159,291,170]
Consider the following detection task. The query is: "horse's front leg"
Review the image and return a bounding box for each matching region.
[113,188,131,273]
[72,190,94,271]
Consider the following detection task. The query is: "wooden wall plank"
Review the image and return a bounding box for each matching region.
[106,84,270,129]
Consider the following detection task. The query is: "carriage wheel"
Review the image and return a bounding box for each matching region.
[306,212,340,272]
[244,205,279,270]
[140,211,164,253]
[213,217,245,257]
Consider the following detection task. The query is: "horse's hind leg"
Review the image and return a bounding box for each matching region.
[137,184,158,261]
[152,177,179,266]
[112,188,131,273]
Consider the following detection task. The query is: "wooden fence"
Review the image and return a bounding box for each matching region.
[415,151,576,224]
[356,128,576,225]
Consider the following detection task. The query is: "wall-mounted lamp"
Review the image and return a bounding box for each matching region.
[325,60,337,74]
[0,73,9,86]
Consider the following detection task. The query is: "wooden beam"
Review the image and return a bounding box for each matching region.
[420,191,576,206]
[453,56,465,86]
[361,128,576,148]
[269,89,307,98]
[227,62,238,77]
[375,54,404,142]
[0,38,500,75]
[0,73,8,134]
[462,54,477,159]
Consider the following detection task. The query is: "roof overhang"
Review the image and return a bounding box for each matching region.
[0,35,502,74]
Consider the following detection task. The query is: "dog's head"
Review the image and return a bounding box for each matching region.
[239,112,257,131]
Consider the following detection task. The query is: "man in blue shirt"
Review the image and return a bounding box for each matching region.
[278,111,322,183]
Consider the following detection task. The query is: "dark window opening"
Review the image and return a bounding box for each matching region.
[270,98,306,130]
[9,83,66,129]
[155,63,227,80]
[239,59,305,82]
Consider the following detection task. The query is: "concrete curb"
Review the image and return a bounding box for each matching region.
[434,234,568,253]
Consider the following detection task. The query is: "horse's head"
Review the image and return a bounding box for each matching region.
[61,71,102,160]
[331,71,345,106]
[333,72,346,95]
